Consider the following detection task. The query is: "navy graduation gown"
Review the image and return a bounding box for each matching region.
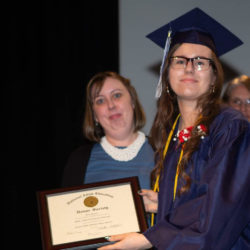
[144,107,250,250]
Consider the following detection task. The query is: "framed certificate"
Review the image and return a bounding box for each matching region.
[37,176,148,249]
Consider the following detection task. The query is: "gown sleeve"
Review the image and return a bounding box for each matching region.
[144,116,250,250]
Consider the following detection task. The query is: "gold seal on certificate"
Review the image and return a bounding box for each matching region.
[84,196,99,207]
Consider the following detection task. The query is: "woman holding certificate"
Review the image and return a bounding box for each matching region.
[98,8,250,250]
[62,71,155,190]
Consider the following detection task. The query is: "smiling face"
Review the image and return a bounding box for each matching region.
[92,77,135,142]
[168,43,216,104]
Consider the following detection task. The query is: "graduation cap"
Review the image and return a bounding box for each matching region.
[146,7,243,98]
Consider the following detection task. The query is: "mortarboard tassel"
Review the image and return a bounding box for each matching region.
[155,29,172,98]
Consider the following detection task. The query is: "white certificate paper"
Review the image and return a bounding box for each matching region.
[46,183,140,246]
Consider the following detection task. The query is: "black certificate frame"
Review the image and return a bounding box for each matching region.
[37,176,148,250]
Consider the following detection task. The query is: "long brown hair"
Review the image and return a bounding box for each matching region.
[149,44,224,195]
[83,71,146,142]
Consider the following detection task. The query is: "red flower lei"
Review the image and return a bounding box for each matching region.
[174,124,207,143]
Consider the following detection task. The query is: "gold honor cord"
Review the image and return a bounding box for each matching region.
[151,114,182,227]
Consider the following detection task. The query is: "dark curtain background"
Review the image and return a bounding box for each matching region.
[5,0,119,248]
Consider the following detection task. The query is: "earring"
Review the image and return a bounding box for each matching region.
[95,121,99,127]
[211,85,215,93]
[166,85,170,94]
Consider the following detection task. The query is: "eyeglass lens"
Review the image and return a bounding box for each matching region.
[170,57,212,71]
[231,98,250,108]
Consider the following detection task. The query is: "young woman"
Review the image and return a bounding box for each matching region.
[99,8,250,250]
[62,71,155,190]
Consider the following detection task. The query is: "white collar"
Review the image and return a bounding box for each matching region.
[100,131,146,162]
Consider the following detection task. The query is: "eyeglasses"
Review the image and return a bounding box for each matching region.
[170,56,214,71]
[230,98,250,109]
